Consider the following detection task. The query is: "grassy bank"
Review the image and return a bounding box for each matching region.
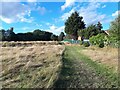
[54,45,118,88]
[81,46,118,73]
[71,46,118,87]
[74,46,118,87]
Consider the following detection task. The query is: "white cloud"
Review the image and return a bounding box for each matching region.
[22,27,31,30]
[0,2,46,23]
[46,25,64,35]
[0,0,20,2]
[60,0,118,11]
[112,10,120,17]
[49,25,57,30]
[0,0,37,2]
[61,2,110,26]
[37,6,46,15]
[77,0,119,2]
[27,0,37,2]
[78,2,105,25]
[18,26,39,32]
[0,2,33,23]
[35,23,42,27]
[0,0,119,2]
[0,16,14,24]
[61,8,75,21]
[102,5,106,8]
[46,22,51,26]
[61,0,76,11]
[0,26,3,29]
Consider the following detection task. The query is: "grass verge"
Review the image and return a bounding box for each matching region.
[70,46,118,87]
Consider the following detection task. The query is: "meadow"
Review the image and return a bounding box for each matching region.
[0,41,118,88]
[0,41,65,88]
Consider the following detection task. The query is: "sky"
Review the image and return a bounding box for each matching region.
[0,0,119,35]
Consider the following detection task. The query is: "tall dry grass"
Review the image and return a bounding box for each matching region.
[0,42,65,88]
[0,41,60,47]
[81,46,118,73]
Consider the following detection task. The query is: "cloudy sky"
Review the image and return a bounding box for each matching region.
[0,0,119,35]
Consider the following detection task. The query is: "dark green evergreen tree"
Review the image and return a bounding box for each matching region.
[65,11,85,40]
[50,34,58,41]
[58,32,65,41]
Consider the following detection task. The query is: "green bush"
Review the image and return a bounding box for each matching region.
[83,42,90,47]
[89,33,107,48]
[79,41,83,45]
[98,42,104,48]
[107,36,119,48]
[108,15,119,48]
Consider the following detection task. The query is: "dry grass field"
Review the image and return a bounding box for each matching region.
[81,46,118,73]
[0,41,60,47]
[0,41,118,88]
[0,41,65,88]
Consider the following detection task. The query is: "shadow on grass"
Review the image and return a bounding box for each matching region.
[53,50,75,88]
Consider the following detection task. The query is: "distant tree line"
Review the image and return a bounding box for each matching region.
[0,27,65,41]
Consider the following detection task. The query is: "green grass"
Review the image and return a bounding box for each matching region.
[54,47,77,88]
[66,46,118,87]
[54,45,118,88]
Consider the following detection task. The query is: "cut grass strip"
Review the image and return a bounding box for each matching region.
[67,46,118,87]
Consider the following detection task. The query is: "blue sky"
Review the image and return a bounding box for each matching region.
[0,0,119,35]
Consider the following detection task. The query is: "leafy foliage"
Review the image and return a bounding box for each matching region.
[58,32,65,41]
[108,15,120,48]
[50,34,58,41]
[83,42,90,47]
[0,27,17,41]
[78,22,103,39]
[0,29,6,41]
[65,11,85,40]
[89,33,108,48]
[0,28,54,41]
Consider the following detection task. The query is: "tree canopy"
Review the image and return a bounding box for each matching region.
[109,15,119,39]
[108,15,120,47]
[65,11,85,40]
[0,28,54,41]
[58,32,65,41]
[78,22,103,39]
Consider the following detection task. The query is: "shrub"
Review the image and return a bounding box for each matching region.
[79,41,83,45]
[107,36,119,48]
[89,33,107,48]
[83,42,90,47]
[98,42,104,48]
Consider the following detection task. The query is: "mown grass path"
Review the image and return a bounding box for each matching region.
[54,45,118,88]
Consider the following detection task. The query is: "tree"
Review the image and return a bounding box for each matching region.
[0,28,57,41]
[0,29,5,41]
[4,27,17,41]
[96,22,103,31]
[109,15,119,37]
[78,22,103,39]
[89,33,107,48]
[50,34,58,41]
[79,24,98,39]
[108,15,120,47]
[58,32,65,41]
[65,11,85,40]
[43,32,53,41]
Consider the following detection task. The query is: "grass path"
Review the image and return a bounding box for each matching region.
[54,45,118,88]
